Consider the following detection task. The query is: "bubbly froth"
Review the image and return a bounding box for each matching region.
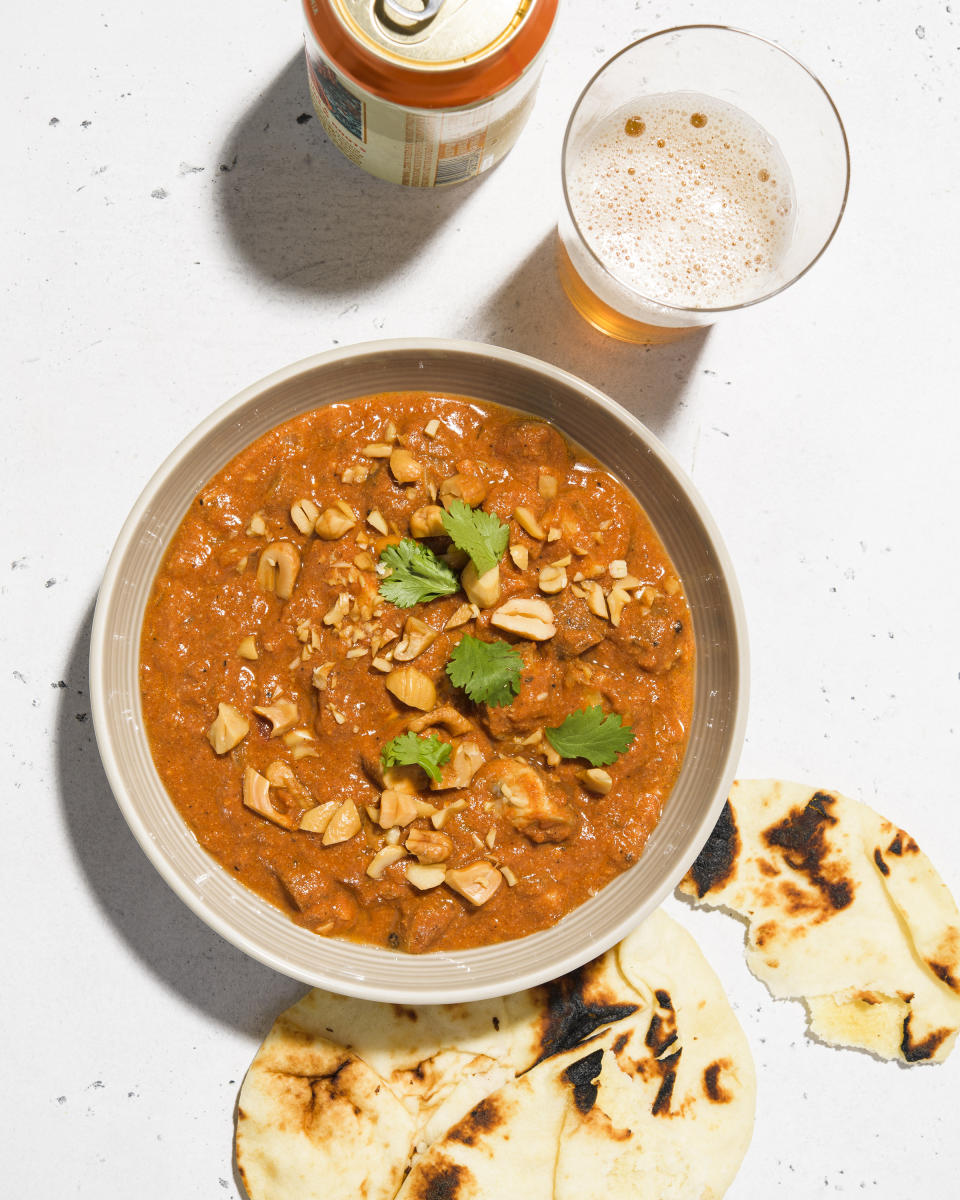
[567,93,796,309]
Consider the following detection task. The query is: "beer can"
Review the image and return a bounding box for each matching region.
[303,0,558,187]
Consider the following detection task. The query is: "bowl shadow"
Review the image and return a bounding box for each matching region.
[58,598,304,1035]
[216,53,497,297]
[464,230,711,440]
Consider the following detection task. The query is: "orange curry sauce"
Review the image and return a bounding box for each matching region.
[139,393,694,952]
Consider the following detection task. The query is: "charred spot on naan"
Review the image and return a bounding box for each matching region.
[926,928,960,992]
[563,1048,605,1114]
[887,831,920,856]
[650,1049,681,1116]
[445,1095,508,1146]
[406,1156,473,1200]
[761,791,855,916]
[685,800,740,897]
[702,1059,735,1104]
[531,961,640,1064]
[900,1013,954,1063]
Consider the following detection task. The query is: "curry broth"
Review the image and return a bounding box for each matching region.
[139,393,694,952]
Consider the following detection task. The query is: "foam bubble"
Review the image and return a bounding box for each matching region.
[568,92,796,308]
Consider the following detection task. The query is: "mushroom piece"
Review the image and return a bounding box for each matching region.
[253,696,300,737]
[256,541,301,600]
[393,616,439,662]
[485,758,574,843]
[207,703,249,754]
[490,596,556,641]
[445,862,503,906]
[461,561,500,608]
[242,766,296,829]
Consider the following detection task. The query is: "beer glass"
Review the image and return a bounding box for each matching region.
[558,26,850,343]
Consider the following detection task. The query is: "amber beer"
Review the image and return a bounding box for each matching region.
[559,91,797,343]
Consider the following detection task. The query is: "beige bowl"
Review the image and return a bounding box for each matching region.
[90,339,747,1003]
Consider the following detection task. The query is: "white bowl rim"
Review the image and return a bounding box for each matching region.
[90,337,749,1003]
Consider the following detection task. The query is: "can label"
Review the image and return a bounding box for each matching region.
[305,44,542,187]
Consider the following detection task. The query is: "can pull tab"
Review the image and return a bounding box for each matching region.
[378,0,447,33]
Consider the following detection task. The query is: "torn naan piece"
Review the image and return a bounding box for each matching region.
[396,910,755,1200]
[678,779,960,1063]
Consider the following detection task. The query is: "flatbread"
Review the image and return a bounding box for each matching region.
[237,910,755,1199]
[678,779,960,1063]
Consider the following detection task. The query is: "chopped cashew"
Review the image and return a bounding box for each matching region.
[207,703,249,754]
[253,696,299,737]
[366,845,406,879]
[461,561,500,608]
[490,596,556,641]
[363,443,393,458]
[367,509,389,535]
[513,507,545,540]
[299,800,339,833]
[431,739,486,791]
[425,419,441,437]
[444,603,474,629]
[607,586,632,627]
[394,616,439,662]
[237,636,258,661]
[609,560,628,579]
[538,473,558,500]
[583,580,609,620]
[247,512,267,537]
[408,705,474,736]
[290,498,320,535]
[242,767,295,829]
[405,828,454,863]
[315,507,356,540]
[538,564,567,594]
[581,768,613,795]
[439,473,487,509]
[322,799,362,845]
[409,504,446,538]
[389,448,422,484]
[406,863,447,890]
[379,788,419,828]
[509,545,529,571]
[445,862,503,906]
[312,661,335,691]
[385,666,436,711]
[256,542,300,600]
[265,760,312,805]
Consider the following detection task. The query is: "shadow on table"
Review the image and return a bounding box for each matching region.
[466,231,711,440]
[216,53,495,296]
[57,600,304,1036]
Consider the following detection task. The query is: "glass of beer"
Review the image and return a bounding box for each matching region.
[558,26,850,343]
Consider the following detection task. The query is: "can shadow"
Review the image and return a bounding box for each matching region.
[465,231,710,439]
[57,599,304,1035]
[216,53,494,296]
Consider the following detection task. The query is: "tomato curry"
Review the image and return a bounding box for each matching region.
[139,393,694,952]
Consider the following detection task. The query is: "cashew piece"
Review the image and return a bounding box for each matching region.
[207,703,249,755]
[385,666,436,711]
[490,596,556,641]
[253,696,300,737]
[256,541,301,600]
[315,507,357,540]
[409,504,447,538]
[461,561,500,608]
[407,705,475,737]
[389,448,422,484]
[242,767,296,829]
[393,616,439,662]
[445,862,503,906]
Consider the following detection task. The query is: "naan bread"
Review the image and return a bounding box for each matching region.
[678,779,960,1063]
[237,910,756,1200]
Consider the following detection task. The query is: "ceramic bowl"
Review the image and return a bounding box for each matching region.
[90,339,748,1003]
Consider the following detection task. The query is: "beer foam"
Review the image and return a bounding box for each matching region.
[567,92,796,308]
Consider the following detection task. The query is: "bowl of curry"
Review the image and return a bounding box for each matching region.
[91,339,747,1002]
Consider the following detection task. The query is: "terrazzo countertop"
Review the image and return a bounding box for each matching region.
[5,0,959,1195]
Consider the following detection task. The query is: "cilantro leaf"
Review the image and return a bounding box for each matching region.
[440,499,509,577]
[379,539,459,608]
[446,634,524,708]
[381,731,452,784]
[544,706,634,767]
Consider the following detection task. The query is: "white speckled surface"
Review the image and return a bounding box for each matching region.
[4,1,959,1196]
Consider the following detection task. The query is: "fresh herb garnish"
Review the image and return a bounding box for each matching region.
[544,705,635,767]
[378,538,459,608]
[446,634,524,708]
[381,731,451,784]
[441,499,509,577]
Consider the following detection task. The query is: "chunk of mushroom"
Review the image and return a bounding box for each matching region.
[405,828,454,864]
[207,703,249,754]
[389,448,422,484]
[242,766,296,829]
[445,862,503,906]
[322,799,362,845]
[385,666,436,711]
[393,616,439,662]
[490,597,556,641]
[253,696,299,737]
[461,562,500,608]
[409,504,447,539]
[256,542,301,600]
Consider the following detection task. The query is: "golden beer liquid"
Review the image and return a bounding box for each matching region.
[556,240,697,345]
